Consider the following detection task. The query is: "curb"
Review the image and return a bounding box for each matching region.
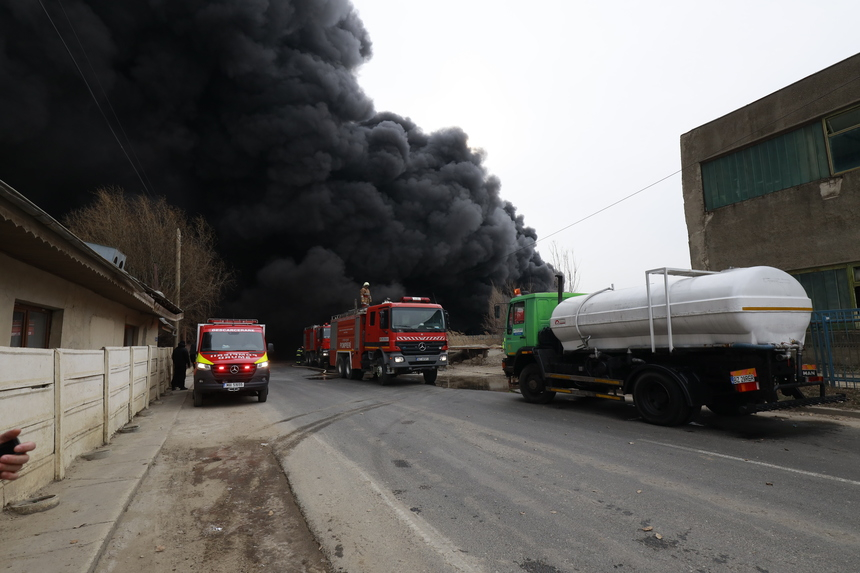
[801,406,860,420]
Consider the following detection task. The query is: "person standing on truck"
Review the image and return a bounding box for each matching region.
[360,282,372,307]
[171,340,192,391]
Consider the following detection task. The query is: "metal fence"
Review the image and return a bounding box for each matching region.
[806,309,860,389]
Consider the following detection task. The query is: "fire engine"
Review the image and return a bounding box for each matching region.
[302,323,331,367]
[330,297,448,385]
[193,318,272,407]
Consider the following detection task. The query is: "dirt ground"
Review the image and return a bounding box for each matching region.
[94,399,330,573]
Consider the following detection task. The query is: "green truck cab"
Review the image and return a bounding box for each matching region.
[502,290,582,381]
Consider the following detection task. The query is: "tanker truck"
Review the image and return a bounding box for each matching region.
[502,266,845,426]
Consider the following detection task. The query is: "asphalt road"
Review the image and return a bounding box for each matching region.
[270,365,860,573]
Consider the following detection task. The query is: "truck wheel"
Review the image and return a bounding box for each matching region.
[346,359,363,380]
[633,371,690,426]
[423,369,438,385]
[519,364,555,404]
[337,356,347,379]
[193,389,203,407]
[258,387,268,402]
[373,358,394,386]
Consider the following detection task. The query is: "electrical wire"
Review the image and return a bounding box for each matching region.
[509,71,860,257]
[38,0,153,196]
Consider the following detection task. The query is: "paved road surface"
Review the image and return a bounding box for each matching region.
[272,366,860,573]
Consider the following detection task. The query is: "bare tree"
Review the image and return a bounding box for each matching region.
[64,187,234,341]
[546,241,581,292]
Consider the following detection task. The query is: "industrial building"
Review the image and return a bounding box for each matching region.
[681,53,860,310]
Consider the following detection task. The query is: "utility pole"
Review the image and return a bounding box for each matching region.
[175,228,182,341]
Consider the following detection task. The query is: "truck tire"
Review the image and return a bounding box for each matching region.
[346,359,363,380]
[193,389,203,407]
[337,355,347,379]
[423,369,438,385]
[373,357,394,386]
[258,387,268,402]
[519,364,556,404]
[633,371,691,426]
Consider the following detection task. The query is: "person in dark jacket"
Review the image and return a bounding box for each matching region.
[172,340,192,390]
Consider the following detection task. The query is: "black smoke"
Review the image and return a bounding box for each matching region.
[0,0,553,344]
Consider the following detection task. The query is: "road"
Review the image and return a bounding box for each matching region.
[273,366,860,573]
[96,365,860,573]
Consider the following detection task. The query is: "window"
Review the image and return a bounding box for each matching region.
[825,105,860,174]
[702,123,830,210]
[10,303,52,348]
[508,301,525,336]
[792,268,852,311]
[124,325,137,346]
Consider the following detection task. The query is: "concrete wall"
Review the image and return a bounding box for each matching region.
[0,346,171,506]
[681,53,860,272]
[0,252,161,348]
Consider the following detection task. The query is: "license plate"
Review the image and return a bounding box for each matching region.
[223,382,245,389]
[415,357,430,361]
[730,368,756,384]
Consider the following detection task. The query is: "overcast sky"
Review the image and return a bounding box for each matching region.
[351,0,860,292]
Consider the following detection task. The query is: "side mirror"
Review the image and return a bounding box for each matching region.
[507,327,512,335]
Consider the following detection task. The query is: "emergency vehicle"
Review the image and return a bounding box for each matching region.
[302,323,331,367]
[193,318,272,407]
[330,297,448,385]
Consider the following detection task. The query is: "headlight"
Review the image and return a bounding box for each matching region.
[257,361,269,368]
[196,363,211,370]
[394,356,405,363]
[440,354,447,362]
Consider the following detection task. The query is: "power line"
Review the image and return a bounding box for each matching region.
[511,71,860,257]
[38,0,153,196]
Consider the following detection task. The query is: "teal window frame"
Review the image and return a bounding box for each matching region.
[702,123,830,210]
[791,267,852,311]
[824,105,860,175]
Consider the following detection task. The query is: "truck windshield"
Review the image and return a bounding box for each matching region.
[201,330,265,352]
[391,308,446,332]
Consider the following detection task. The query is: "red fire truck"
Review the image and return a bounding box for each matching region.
[193,318,272,407]
[330,297,448,385]
[302,323,331,367]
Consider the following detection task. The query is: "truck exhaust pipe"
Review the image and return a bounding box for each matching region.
[556,273,565,305]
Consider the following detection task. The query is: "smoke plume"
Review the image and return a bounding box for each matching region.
[0,0,553,344]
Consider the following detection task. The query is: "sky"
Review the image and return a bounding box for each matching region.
[351,0,860,292]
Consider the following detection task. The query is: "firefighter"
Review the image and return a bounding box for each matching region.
[360,282,372,307]
[296,346,304,364]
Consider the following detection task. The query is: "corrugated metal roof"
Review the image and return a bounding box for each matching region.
[0,179,182,319]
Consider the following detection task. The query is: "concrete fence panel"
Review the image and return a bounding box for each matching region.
[0,348,55,505]
[56,349,106,477]
[1,345,171,505]
[130,346,150,416]
[105,347,132,438]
